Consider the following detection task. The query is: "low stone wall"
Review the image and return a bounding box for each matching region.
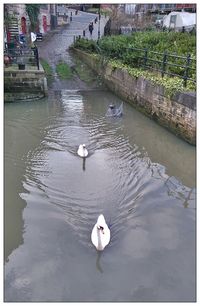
[73,48,196,145]
[4,64,48,102]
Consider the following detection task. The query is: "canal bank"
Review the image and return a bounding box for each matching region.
[72,48,196,145]
[4,64,48,102]
[4,9,106,102]
[4,88,196,302]
[5,10,195,302]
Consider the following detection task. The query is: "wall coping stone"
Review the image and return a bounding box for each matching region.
[172,92,196,111]
[72,48,196,145]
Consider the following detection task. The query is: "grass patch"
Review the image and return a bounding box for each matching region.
[56,61,73,79]
[73,58,96,83]
[40,58,53,77]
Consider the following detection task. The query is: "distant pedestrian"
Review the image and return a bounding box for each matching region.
[89,22,94,37]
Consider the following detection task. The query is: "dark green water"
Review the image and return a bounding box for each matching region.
[4,89,195,302]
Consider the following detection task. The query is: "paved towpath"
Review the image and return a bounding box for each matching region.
[66,9,109,41]
[37,9,108,55]
[36,9,109,91]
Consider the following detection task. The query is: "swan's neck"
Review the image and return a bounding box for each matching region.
[97,226,103,250]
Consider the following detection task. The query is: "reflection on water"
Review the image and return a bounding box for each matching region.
[96,252,103,273]
[4,89,195,302]
[82,157,86,171]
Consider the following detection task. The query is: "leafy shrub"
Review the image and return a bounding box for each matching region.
[73,38,99,53]
[73,31,196,89]
[98,32,196,78]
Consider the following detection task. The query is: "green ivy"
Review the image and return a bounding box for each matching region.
[74,32,196,79]
[109,59,195,97]
[98,32,196,78]
[25,4,40,31]
[73,32,196,95]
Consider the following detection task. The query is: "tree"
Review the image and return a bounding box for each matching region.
[4,4,17,28]
[25,4,40,31]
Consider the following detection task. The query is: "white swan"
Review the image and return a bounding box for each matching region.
[77,144,88,157]
[91,214,110,251]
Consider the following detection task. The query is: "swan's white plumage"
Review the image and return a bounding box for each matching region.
[77,144,88,157]
[91,214,110,251]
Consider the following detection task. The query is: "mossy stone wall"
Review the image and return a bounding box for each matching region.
[4,66,48,102]
[73,48,196,145]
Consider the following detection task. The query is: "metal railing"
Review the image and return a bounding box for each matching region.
[5,46,40,70]
[98,46,196,87]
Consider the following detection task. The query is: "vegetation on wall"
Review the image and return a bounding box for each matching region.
[74,32,196,57]
[73,57,99,83]
[40,58,53,79]
[25,4,40,31]
[73,31,196,93]
[4,4,17,29]
[98,32,196,77]
[109,59,195,97]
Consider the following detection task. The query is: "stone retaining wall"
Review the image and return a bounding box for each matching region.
[4,64,48,102]
[73,48,196,145]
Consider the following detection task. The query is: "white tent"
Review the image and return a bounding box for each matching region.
[163,12,196,31]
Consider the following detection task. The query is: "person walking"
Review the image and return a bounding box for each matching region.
[30,31,37,48]
[89,22,94,37]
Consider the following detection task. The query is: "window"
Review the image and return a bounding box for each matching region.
[170,15,177,27]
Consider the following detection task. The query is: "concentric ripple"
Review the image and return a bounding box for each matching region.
[17,90,196,250]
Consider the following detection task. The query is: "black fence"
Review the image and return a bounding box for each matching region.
[98,46,196,87]
[4,46,40,70]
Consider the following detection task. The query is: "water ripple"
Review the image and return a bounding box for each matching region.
[19,90,195,250]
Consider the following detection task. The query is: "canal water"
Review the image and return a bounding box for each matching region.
[4,88,195,301]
